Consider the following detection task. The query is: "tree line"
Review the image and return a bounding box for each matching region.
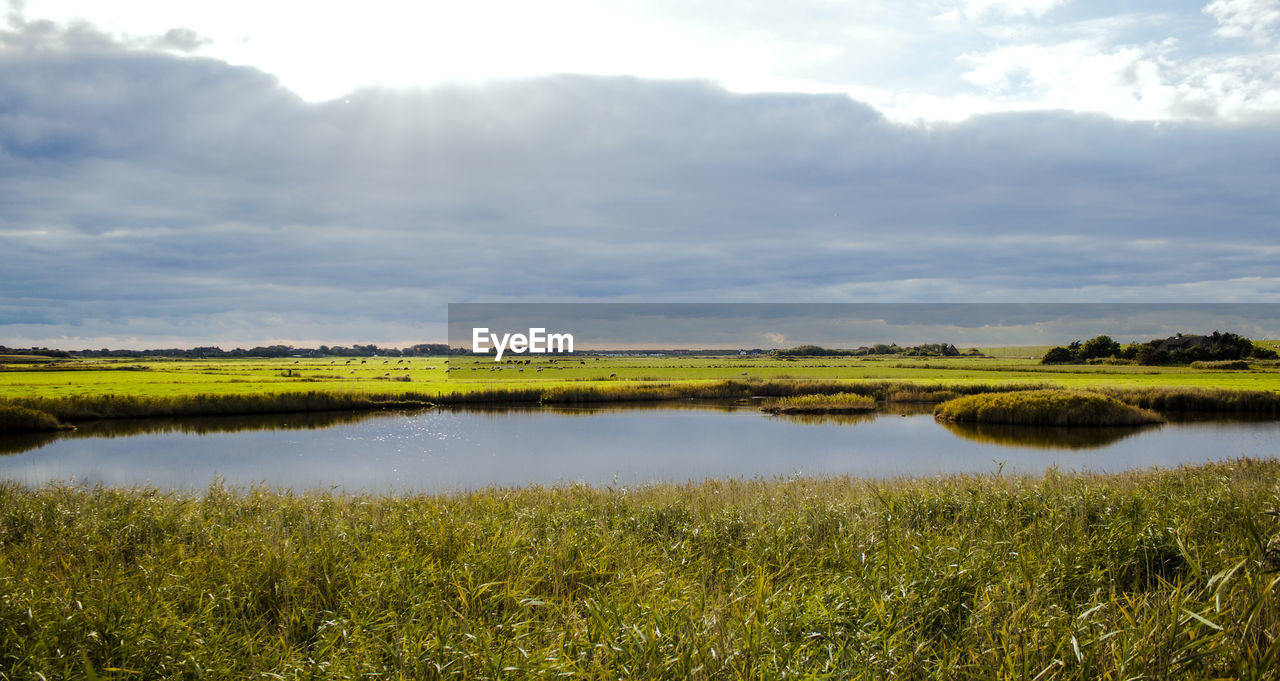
[774,343,972,357]
[1,344,456,359]
[1041,331,1277,365]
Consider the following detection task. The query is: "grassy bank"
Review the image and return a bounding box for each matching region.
[1,460,1278,679]
[1097,386,1280,414]
[4,391,434,422]
[1,380,1036,422]
[760,392,878,414]
[0,405,70,434]
[6,379,1280,424]
[936,390,1166,427]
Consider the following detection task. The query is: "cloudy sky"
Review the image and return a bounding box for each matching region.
[2,0,1279,348]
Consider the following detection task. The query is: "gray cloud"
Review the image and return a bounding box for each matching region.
[2,19,1280,348]
[153,27,208,53]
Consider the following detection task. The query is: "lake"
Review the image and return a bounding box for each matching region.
[1,402,1276,493]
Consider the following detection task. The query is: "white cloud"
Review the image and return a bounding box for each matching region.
[1204,0,1280,43]
[940,31,1280,123]
[7,1,1280,125]
[958,39,1182,118]
[962,0,1067,19]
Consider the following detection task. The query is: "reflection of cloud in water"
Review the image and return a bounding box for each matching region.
[938,420,1159,450]
[0,401,756,456]
[2,406,1275,492]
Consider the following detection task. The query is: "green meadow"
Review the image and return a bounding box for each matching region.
[3,352,1280,428]
[3,351,1280,403]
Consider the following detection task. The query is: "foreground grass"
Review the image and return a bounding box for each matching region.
[936,390,1166,426]
[2,460,1279,679]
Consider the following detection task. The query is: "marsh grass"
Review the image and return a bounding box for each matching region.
[5,381,1022,421]
[6,391,434,421]
[1099,386,1280,413]
[760,392,878,414]
[1,460,1278,679]
[0,404,69,433]
[4,380,1278,424]
[935,390,1165,426]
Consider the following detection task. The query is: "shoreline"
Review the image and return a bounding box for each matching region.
[3,379,1280,433]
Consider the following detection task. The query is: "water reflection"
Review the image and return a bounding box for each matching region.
[0,431,59,456]
[74,409,424,438]
[762,402,934,426]
[1,404,1277,492]
[0,402,748,456]
[938,420,1157,450]
[437,400,744,418]
[0,410,426,456]
[763,411,878,427]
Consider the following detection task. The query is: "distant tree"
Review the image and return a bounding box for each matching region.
[1119,342,1149,360]
[1079,335,1121,360]
[774,344,831,357]
[1134,345,1169,365]
[1041,346,1076,364]
[1157,331,1260,364]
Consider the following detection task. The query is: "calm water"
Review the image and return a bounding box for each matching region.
[0,403,1276,493]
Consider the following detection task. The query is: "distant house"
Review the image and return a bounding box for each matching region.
[1157,333,1212,353]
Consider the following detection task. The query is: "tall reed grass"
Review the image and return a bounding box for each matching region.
[6,391,433,421]
[0,460,1277,678]
[0,404,69,433]
[936,390,1166,426]
[4,380,1278,424]
[1098,386,1280,414]
[760,392,877,413]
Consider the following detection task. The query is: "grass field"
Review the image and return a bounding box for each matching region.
[3,352,1280,403]
[2,353,1279,427]
[2,459,1278,679]
[4,352,1279,677]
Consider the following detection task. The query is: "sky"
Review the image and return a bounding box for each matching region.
[2,0,1279,348]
